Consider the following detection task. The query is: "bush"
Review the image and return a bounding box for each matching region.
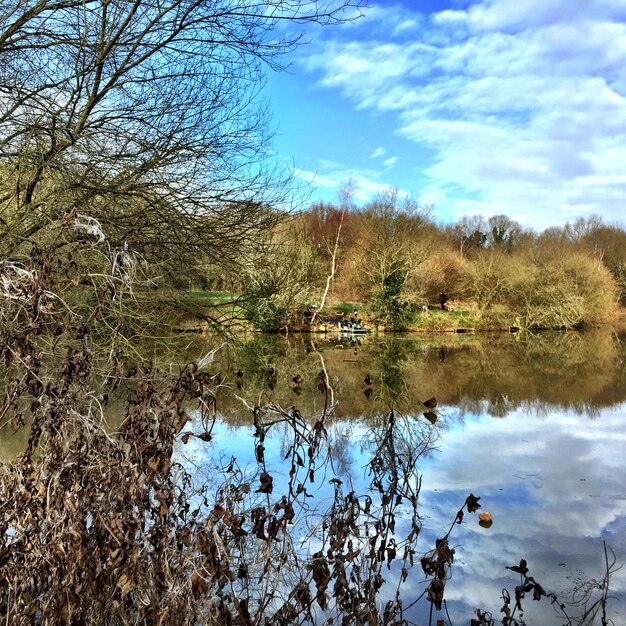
[415,252,473,304]
[506,252,617,329]
[467,250,618,329]
[372,268,421,329]
[242,281,291,332]
[241,233,317,332]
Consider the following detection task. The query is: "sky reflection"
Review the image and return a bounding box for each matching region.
[416,402,626,623]
[175,329,626,624]
[179,396,626,625]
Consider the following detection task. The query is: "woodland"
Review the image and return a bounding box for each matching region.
[226,197,626,333]
[0,0,623,624]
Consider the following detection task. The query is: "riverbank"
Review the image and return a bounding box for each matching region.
[182,291,626,334]
[303,300,625,334]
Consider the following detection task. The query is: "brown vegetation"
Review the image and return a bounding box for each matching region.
[238,205,623,332]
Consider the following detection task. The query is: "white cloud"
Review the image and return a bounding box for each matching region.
[293,163,402,205]
[369,146,386,158]
[466,0,626,34]
[432,9,468,26]
[382,156,397,168]
[297,0,626,227]
[394,18,418,34]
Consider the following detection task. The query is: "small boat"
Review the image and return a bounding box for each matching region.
[345,327,370,335]
[336,320,371,335]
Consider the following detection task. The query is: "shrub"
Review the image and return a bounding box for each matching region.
[241,232,317,332]
[465,249,617,329]
[506,251,617,329]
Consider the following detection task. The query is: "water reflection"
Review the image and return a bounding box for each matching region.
[179,399,625,624]
[209,328,626,422]
[187,328,625,624]
[418,402,626,623]
[2,328,626,623]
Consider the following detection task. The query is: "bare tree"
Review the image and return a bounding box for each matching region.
[563,214,605,242]
[309,179,354,324]
[448,214,488,258]
[357,189,434,326]
[0,0,365,282]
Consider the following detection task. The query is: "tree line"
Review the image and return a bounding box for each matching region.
[226,191,626,331]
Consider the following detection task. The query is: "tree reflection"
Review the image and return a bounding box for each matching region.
[205,329,626,424]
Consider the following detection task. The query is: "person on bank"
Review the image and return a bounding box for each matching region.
[439,292,449,311]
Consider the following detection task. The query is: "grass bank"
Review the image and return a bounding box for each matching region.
[184,291,621,333]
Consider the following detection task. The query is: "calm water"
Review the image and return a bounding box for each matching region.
[2,328,625,624]
[179,328,626,625]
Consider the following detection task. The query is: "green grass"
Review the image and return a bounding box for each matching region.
[186,291,238,305]
[319,301,479,330]
[409,306,478,331]
[446,307,477,327]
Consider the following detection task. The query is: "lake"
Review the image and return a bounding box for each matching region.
[179,328,626,625]
[1,328,625,624]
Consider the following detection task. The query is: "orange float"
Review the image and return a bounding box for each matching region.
[478,511,493,528]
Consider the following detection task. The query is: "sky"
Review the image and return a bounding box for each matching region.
[265,0,626,230]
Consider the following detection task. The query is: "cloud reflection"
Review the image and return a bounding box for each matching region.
[416,404,626,623]
[177,401,626,624]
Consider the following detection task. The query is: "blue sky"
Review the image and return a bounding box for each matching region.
[265,0,626,229]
